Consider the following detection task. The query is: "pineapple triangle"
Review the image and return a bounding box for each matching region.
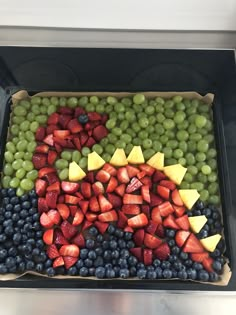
[127,146,144,164]
[147,152,164,170]
[69,161,86,181]
[88,151,105,171]
[110,148,128,166]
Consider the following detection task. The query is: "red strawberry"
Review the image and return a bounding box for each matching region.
[58,195,65,204]
[124,226,134,233]
[172,189,184,206]
[153,170,167,183]
[65,194,80,204]
[38,167,56,179]
[102,163,117,176]
[74,107,85,117]
[61,181,79,194]
[175,214,190,230]
[163,214,180,230]
[139,164,155,176]
[86,212,98,222]
[141,185,150,203]
[46,124,59,135]
[59,115,72,129]
[43,229,54,245]
[53,256,64,268]
[157,185,170,200]
[58,107,73,115]
[140,176,152,188]
[173,205,186,217]
[55,143,62,153]
[126,177,142,193]
[136,171,146,179]
[117,211,128,228]
[47,244,60,259]
[35,179,47,197]
[47,182,60,193]
[73,137,81,151]
[45,172,59,185]
[141,205,150,219]
[35,126,46,141]
[156,224,165,238]
[48,150,58,165]
[150,193,163,207]
[72,209,84,226]
[85,121,100,131]
[72,233,85,247]
[175,230,191,247]
[53,129,70,139]
[47,209,61,225]
[183,233,205,253]
[88,112,102,121]
[84,171,95,184]
[54,230,69,245]
[79,131,89,146]
[57,204,70,220]
[32,153,47,169]
[146,220,158,235]
[40,213,53,228]
[38,198,49,213]
[101,113,109,124]
[98,195,113,212]
[98,210,118,222]
[85,137,96,148]
[96,170,110,184]
[158,201,174,217]
[35,144,49,154]
[154,243,170,260]
[130,247,143,262]
[48,112,59,125]
[144,233,162,249]
[191,252,209,263]
[61,220,77,239]
[107,193,122,208]
[123,194,143,205]
[59,244,80,257]
[128,213,148,228]
[133,229,145,246]
[93,125,109,141]
[69,205,78,217]
[122,204,140,215]
[43,134,54,146]
[67,119,83,133]
[117,167,130,184]
[64,256,78,269]
[79,200,89,214]
[115,184,126,197]
[126,165,139,178]
[94,221,109,234]
[106,177,118,193]
[46,191,58,209]
[151,207,162,225]
[92,182,104,196]
[89,196,100,212]
[143,249,153,265]
[159,180,176,191]
[202,257,214,273]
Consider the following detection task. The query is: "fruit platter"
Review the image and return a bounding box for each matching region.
[0,90,231,285]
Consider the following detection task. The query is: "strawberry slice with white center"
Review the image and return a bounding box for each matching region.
[151,207,162,225]
[175,230,191,247]
[141,185,150,203]
[102,163,117,176]
[146,220,158,235]
[59,244,80,257]
[64,256,78,269]
[53,256,64,268]
[173,205,186,217]
[122,204,140,215]
[98,210,118,222]
[133,229,145,246]
[107,193,122,208]
[130,247,143,261]
[191,252,209,263]
[80,182,92,199]
[123,194,143,205]
[61,181,79,194]
[61,220,77,239]
[72,209,84,226]
[154,243,170,260]
[72,233,85,247]
[89,196,100,212]
[128,213,148,228]
[115,184,126,197]
[40,213,54,228]
[47,209,61,225]
[98,195,113,212]
[175,214,190,230]
[172,189,184,206]
[92,182,104,196]
[126,177,143,193]
[117,167,130,184]
[152,170,167,183]
[163,214,180,230]
[79,200,89,214]
[139,164,155,176]
[158,201,174,217]
[183,233,205,253]
[126,165,140,178]
[47,244,60,259]
[96,170,111,183]
[47,182,60,193]
[35,179,47,197]
[143,248,153,265]
[57,204,70,220]
[144,233,162,249]
[157,185,170,200]
[43,229,54,245]
[94,221,109,234]
[159,180,176,191]
[106,177,118,193]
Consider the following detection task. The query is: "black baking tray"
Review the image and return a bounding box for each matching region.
[0,48,235,290]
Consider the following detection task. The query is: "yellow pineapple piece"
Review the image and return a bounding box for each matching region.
[200,234,222,252]
[88,151,105,171]
[127,146,144,164]
[179,189,200,210]
[189,215,207,233]
[147,152,164,170]
[110,148,128,166]
[69,161,86,181]
[164,164,187,185]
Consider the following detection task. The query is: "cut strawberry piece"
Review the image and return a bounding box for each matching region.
[59,115,72,129]
[43,133,54,146]
[128,213,148,228]
[46,191,58,209]
[151,207,162,225]
[57,204,70,220]
[130,247,143,262]
[175,230,191,247]
[163,214,180,230]
[154,243,170,260]
[117,211,128,228]
[98,210,118,222]
[67,118,83,133]
[79,131,89,146]
[115,184,126,197]
[61,181,79,194]
[48,112,59,125]
[139,164,155,176]
[46,124,59,135]
[54,229,69,245]
[59,244,80,258]
[82,220,93,231]
[126,177,142,194]
[92,182,104,196]
[79,200,89,214]
[72,233,85,247]
[38,197,49,213]
[74,106,85,117]
[35,126,46,141]
[150,193,163,207]
[53,256,64,268]
[53,129,70,139]
[38,167,56,179]
[140,176,152,188]
[106,177,118,193]
[126,165,139,178]
[61,220,77,239]
[141,185,150,203]
[89,196,100,212]
[123,194,143,204]
[69,205,78,217]
[85,121,100,131]
[173,205,186,217]
[47,150,58,166]
[35,144,49,154]
[158,201,174,217]
[102,163,117,176]
[55,143,62,153]
[183,233,205,253]
[146,220,158,235]
[45,172,59,185]
[40,213,53,228]
[117,167,130,184]
[73,137,81,151]
[98,194,113,212]
[85,137,96,148]
[32,153,47,169]
[43,229,54,245]
[47,209,61,225]
[156,224,165,238]
[122,204,140,215]
[84,171,95,184]
[107,193,122,208]
[58,107,73,115]
[157,185,170,200]
[141,205,150,219]
[124,226,134,233]
[94,221,109,234]
[153,170,167,183]
[86,212,98,222]
[172,189,184,206]
[175,214,190,230]
[75,193,84,201]
[65,194,80,205]
[136,171,146,179]
[47,244,60,259]
[101,113,109,124]
[96,170,111,183]
[88,112,102,121]
[93,125,109,141]
[159,180,176,191]
[64,256,78,269]
[72,209,84,226]
[53,137,68,148]
[191,252,209,263]
[35,179,47,197]
[143,249,153,265]
[47,181,60,193]
[144,233,162,249]
[202,257,214,273]
[133,229,145,246]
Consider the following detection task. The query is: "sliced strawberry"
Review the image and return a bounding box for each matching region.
[151,207,162,225]
[47,209,61,225]
[46,191,58,209]
[69,205,78,217]
[61,220,77,239]
[53,129,70,139]
[73,137,81,151]
[126,177,142,193]
[74,106,85,117]
[38,197,49,213]
[137,171,146,179]
[94,221,109,234]
[153,170,167,183]
[89,196,100,212]
[65,194,80,204]
[86,212,98,222]
[61,181,79,194]
[133,229,145,246]
[130,247,143,262]
[47,244,60,259]
[126,165,139,178]
[175,230,191,247]
[128,213,148,228]
[150,193,163,207]
[157,185,170,200]
[48,112,59,125]
[123,194,143,205]
[141,185,150,203]
[47,182,60,193]
[144,233,162,249]
[45,172,59,185]
[54,229,69,245]
[43,229,54,245]
[35,126,46,141]
[106,177,118,193]
[47,150,58,166]
[53,256,64,268]
[172,189,184,206]
[85,121,100,131]
[85,137,96,148]
[67,118,83,133]
[107,193,122,208]
[101,113,109,124]
[117,167,130,184]
[159,180,176,191]
[35,179,47,197]
[95,170,110,184]
[202,257,214,273]
[115,184,126,197]
[191,252,209,263]
[32,153,47,169]
[117,211,128,228]
[183,233,205,253]
[154,243,170,260]
[92,181,104,196]
[173,205,186,217]
[175,214,190,230]
[55,143,62,153]
[158,201,174,217]
[98,210,118,222]
[43,134,54,146]
[79,200,89,214]
[59,244,80,257]
[64,256,78,269]
[146,220,158,235]
[88,112,102,121]
[58,107,73,115]
[139,164,155,176]
[124,226,134,233]
[163,214,180,230]
[141,205,150,219]
[38,167,56,179]
[79,131,89,146]
[98,194,113,212]
[84,171,95,184]
[102,163,117,176]
[82,220,94,231]
[59,115,72,129]
[140,176,152,188]
[57,204,70,220]
[143,249,153,265]
[72,209,84,226]
[156,224,165,238]
[72,233,85,247]
[46,124,59,135]
[93,125,109,141]
[35,144,49,154]
[40,213,53,228]
[122,204,140,215]
[75,193,84,201]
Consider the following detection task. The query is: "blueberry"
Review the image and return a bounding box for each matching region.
[155,267,163,278]
[9,266,17,273]
[217,239,226,252]
[13,233,22,244]
[111,250,119,259]
[165,229,176,238]
[20,194,29,202]
[84,258,93,268]
[0,234,6,243]
[196,200,204,209]
[15,256,22,264]
[168,255,178,263]
[163,269,172,279]
[113,266,120,277]
[78,114,89,124]
[212,211,220,220]
[80,248,89,259]
[22,244,32,255]
[8,247,17,257]
[76,259,84,269]
[115,229,124,238]
[152,259,160,268]
[44,259,53,268]
[22,201,31,210]
[126,241,135,249]
[210,249,221,258]
[105,268,115,278]
[193,262,203,271]
[14,204,21,212]
[107,224,116,235]
[18,262,25,272]
[102,241,109,250]
[88,250,97,260]
[6,204,13,212]
[187,268,197,280]
[168,239,176,247]
[17,219,24,227]
[109,240,118,250]
[31,199,38,207]
[3,219,13,227]
[119,268,129,279]
[103,250,112,261]
[36,231,43,239]
[209,272,219,282]
[118,239,126,249]
[214,221,222,231]
[95,266,105,278]
[1,189,8,197]
[173,262,184,271]
[38,252,47,263]
[3,197,10,206]
[147,270,157,279]
[120,249,130,259]
[32,213,40,222]
[96,234,104,243]
[161,261,171,269]
[5,226,14,236]
[202,208,211,218]
[0,249,7,260]
[184,259,193,267]
[5,240,13,249]
[5,257,16,268]
[32,248,40,256]
[118,258,128,268]
[26,261,35,270]
[94,256,104,268]
[26,216,33,223]
[88,227,98,236]
[20,210,28,219]
[137,268,147,279]
[198,270,209,281]
[0,264,7,274]
[207,218,214,225]
[171,269,178,278]
[212,261,222,272]
[198,229,208,239]
[4,211,12,219]
[12,213,20,222]
[29,190,37,199]
[137,262,145,270]
[171,246,180,255]
[193,209,202,216]
[78,266,88,277]
[147,266,154,272]
[68,266,77,276]
[203,224,210,231]
[124,232,133,241]
[27,238,36,246]
[88,267,95,276]
[35,263,44,272]
[47,267,56,277]
[25,254,33,260]
[178,270,188,279]
[179,252,188,260]
[33,222,40,230]
[95,247,103,256]
[21,235,28,243]
[0,215,4,223]
[0,207,5,215]
[128,256,138,266]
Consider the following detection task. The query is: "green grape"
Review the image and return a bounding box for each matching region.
[112,127,122,136]
[146,125,155,134]
[142,139,152,149]
[24,152,33,161]
[20,100,31,110]
[156,113,165,123]
[115,103,125,113]
[96,104,105,113]
[81,147,91,157]
[109,112,117,120]
[22,161,34,172]
[196,152,206,162]
[176,130,189,141]
[160,135,168,144]
[166,140,178,149]
[176,102,185,111]
[197,128,208,136]
[145,105,155,115]
[125,111,136,123]
[3,163,14,176]
[163,147,172,158]
[180,181,190,189]
[178,158,186,166]
[155,97,165,105]
[6,142,16,153]
[188,124,197,134]
[12,159,23,170]
[165,158,177,166]
[19,131,26,140]
[208,172,217,183]
[105,144,115,155]
[59,168,69,180]
[138,130,149,140]
[101,153,111,162]
[26,170,38,180]
[153,141,162,152]
[107,96,118,105]
[179,141,188,153]
[61,151,72,161]
[207,148,217,159]
[201,165,212,175]
[30,121,39,133]
[25,131,35,142]
[133,94,145,105]
[184,173,193,183]
[197,139,209,152]
[115,140,126,149]
[165,100,175,108]
[187,140,196,152]
[31,104,41,115]
[133,104,143,113]
[195,115,207,128]
[2,176,11,188]
[90,96,99,105]
[143,149,155,160]
[105,105,113,114]
[197,171,208,183]
[55,159,69,170]
[155,104,164,113]
[186,153,195,165]
[16,140,28,151]
[40,105,47,114]
[47,105,56,115]
[12,116,25,125]
[16,168,26,179]
[173,149,183,159]
[13,105,27,116]
[183,99,191,108]
[12,137,19,145]
[190,182,204,191]
[187,165,198,176]
[27,112,35,122]
[165,130,175,139]
[120,120,129,131]
[186,106,197,116]
[131,122,141,133]
[121,97,132,106]
[177,121,189,130]
[31,96,41,105]
[50,96,59,106]
[198,104,210,113]
[85,103,95,112]
[10,124,20,136]
[208,195,220,205]
[191,99,199,108]
[79,96,88,107]
[205,120,213,131]
[10,177,20,188]
[100,138,109,148]
[36,115,47,124]
[155,124,165,135]
[163,119,175,130]
[199,190,209,202]
[79,157,88,169]
[125,143,133,155]
[173,95,183,103]
[196,161,205,170]
[120,133,132,143]
[27,141,37,153]
[16,187,25,197]
[42,97,50,106]
[137,113,146,120]
[139,117,149,128]
[208,182,218,194]
[164,109,175,119]
[203,134,214,144]
[72,151,82,163]
[14,152,24,160]
[149,100,157,106]
[67,97,78,108]
[20,178,34,190]
[149,134,159,141]
[4,151,14,163]
[174,111,186,124]
[207,159,217,170]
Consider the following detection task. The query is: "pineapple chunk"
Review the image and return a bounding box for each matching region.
[69,161,86,181]
[179,189,200,210]
[88,151,105,171]
[200,234,221,252]
[110,148,128,166]
[147,152,164,170]
[164,164,187,185]
[127,146,144,164]
[189,215,207,233]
